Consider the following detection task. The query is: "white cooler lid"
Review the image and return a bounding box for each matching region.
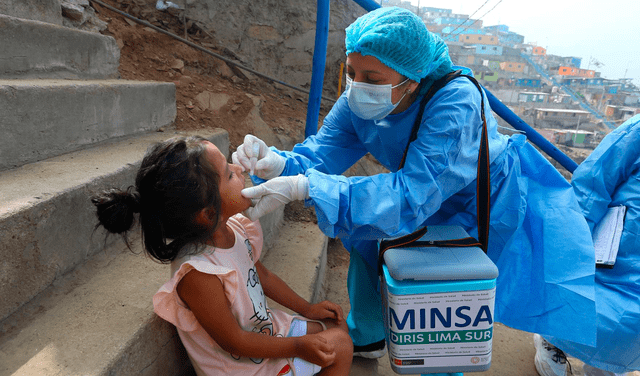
[382,226,499,281]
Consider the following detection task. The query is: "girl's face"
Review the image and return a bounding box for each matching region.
[203,142,252,219]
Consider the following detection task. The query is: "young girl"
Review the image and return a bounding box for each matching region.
[92,135,353,375]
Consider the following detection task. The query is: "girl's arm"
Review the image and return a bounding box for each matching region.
[177,269,335,366]
[255,261,344,322]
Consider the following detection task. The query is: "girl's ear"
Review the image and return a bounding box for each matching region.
[194,207,217,228]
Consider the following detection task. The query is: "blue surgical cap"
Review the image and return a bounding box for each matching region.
[345,7,453,83]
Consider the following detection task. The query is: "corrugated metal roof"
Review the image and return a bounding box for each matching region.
[534,108,591,114]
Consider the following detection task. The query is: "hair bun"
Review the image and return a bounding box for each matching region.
[128,191,141,213]
[91,187,140,234]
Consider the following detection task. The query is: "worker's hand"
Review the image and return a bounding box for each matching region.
[232,134,285,180]
[241,175,309,221]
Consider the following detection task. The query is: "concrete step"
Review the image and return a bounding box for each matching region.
[0,237,191,376]
[0,79,176,170]
[0,14,120,80]
[0,0,63,25]
[0,129,228,323]
[0,209,325,376]
[261,218,329,312]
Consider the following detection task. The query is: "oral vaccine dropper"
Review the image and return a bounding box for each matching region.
[250,143,259,176]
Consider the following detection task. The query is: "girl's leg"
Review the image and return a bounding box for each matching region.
[312,327,353,376]
[307,322,352,375]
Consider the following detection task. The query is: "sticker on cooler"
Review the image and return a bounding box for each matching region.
[386,288,495,368]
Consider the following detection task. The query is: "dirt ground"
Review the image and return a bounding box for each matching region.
[92,0,328,155]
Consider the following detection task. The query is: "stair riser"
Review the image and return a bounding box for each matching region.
[0,130,230,323]
[0,237,189,376]
[0,0,63,25]
[0,80,176,171]
[104,316,192,376]
[0,14,119,79]
[0,166,136,322]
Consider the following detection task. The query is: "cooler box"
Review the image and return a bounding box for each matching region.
[380,226,499,375]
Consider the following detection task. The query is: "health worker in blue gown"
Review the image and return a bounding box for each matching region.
[235,6,597,357]
[540,114,640,375]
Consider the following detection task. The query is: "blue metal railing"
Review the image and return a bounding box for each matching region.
[519,53,615,128]
[304,0,380,138]
[305,0,330,138]
[485,91,579,172]
[305,1,581,173]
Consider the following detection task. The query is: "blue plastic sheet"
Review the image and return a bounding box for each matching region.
[546,114,640,373]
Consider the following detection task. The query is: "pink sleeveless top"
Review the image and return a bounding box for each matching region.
[153,215,295,375]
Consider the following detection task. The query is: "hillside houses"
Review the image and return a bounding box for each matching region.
[382,0,640,129]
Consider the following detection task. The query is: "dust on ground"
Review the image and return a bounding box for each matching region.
[284,200,317,224]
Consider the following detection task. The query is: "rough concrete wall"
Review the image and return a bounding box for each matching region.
[0,0,63,25]
[182,0,366,98]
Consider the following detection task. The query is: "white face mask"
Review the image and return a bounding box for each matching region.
[346,76,410,120]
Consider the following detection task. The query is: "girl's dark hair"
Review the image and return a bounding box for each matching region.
[91,136,222,263]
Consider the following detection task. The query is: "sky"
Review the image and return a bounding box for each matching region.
[407,0,640,85]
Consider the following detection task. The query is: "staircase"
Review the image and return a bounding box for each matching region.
[520,53,616,129]
[0,2,329,375]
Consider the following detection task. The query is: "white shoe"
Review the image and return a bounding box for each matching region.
[534,334,568,376]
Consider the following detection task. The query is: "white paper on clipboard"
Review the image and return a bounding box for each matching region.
[593,205,626,267]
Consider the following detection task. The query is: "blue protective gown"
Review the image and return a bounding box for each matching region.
[545,114,640,373]
[269,72,596,347]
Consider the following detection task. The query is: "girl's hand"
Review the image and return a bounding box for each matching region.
[296,334,336,367]
[301,300,345,322]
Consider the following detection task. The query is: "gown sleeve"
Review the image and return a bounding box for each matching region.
[571,115,640,231]
[277,95,369,176]
[306,79,490,240]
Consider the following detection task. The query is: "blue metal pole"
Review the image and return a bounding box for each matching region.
[485,90,579,173]
[306,0,380,137]
[305,0,331,138]
[351,0,381,11]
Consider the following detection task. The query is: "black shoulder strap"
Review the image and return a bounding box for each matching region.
[398,70,463,169]
[379,71,491,275]
[465,75,491,255]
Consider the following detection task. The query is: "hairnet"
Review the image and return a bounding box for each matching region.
[345,6,453,83]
